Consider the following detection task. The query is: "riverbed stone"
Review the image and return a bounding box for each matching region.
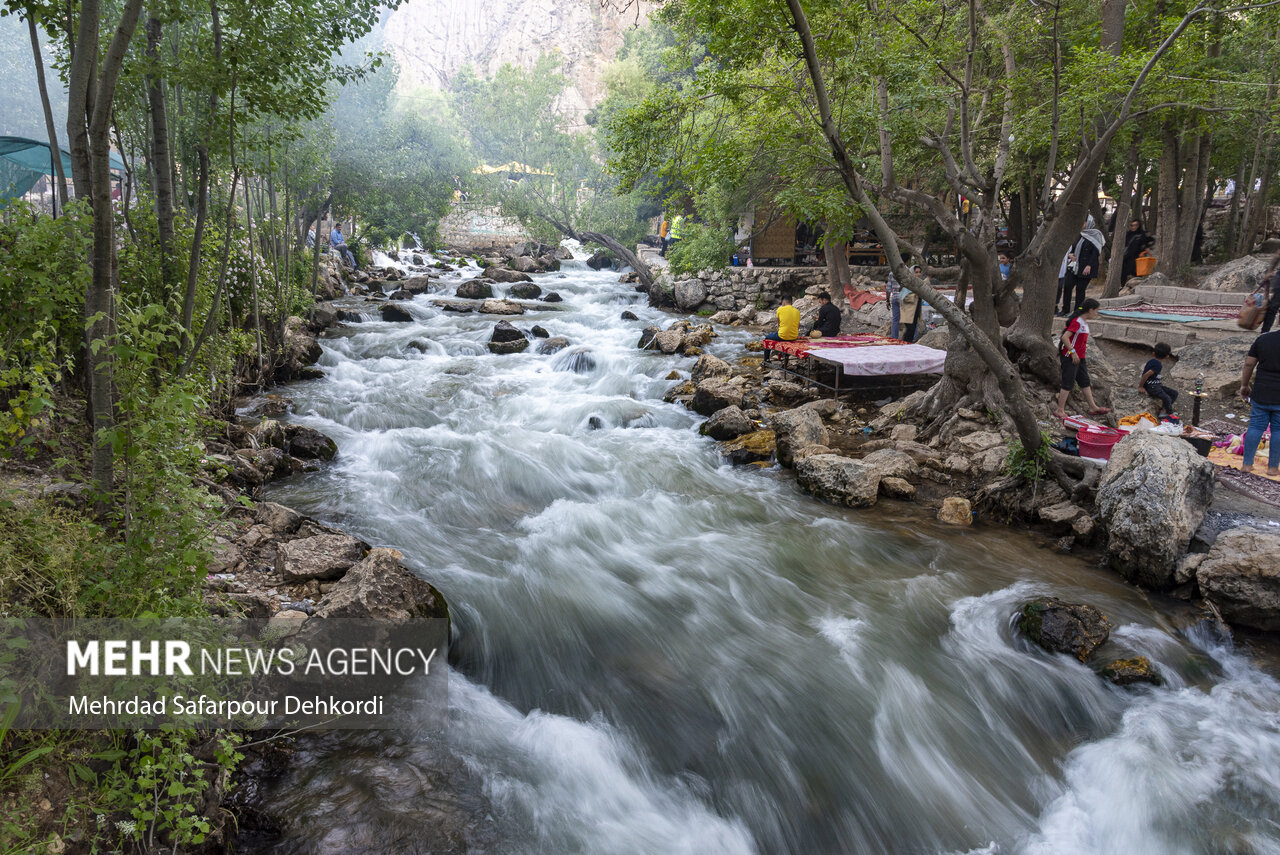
[1017,597,1112,662]
[721,430,776,465]
[313,547,449,622]
[638,326,659,349]
[860,448,917,482]
[879,477,916,500]
[285,425,338,460]
[388,289,413,300]
[456,279,494,300]
[1100,656,1162,686]
[480,299,525,315]
[1196,526,1280,630]
[1096,432,1215,590]
[674,279,708,310]
[488,321,529,355]
[481,266,533,284]
[507,282,542,300]
[379,304,414,323]
[700,406,755,441]
[769,407,830,467]
[621,311,639,321]
[530,325,549,338]
[538,336,570,355]
[795,454,880,508]
[276,534,367,583]
[692,353,732,383]
[252,419,286,450]
[255,501,303,535]
[937,496,972,526]
[653,329,685,354]
[692,378,745,416]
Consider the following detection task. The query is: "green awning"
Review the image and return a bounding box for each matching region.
[0,136,126,200]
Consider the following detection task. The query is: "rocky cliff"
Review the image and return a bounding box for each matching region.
[384,0,656,122]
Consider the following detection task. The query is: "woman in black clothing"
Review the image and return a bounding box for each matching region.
[1059,216,1106,316]
[1121,219,1151,283]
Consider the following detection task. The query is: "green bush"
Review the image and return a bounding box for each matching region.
[667,223,735,276]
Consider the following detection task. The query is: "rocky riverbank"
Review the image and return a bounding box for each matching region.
[640,315,1280,636]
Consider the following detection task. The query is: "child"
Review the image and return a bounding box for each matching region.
[1052,299,1110,420]
[1140,342,1179,420]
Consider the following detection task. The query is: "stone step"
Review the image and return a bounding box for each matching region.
[1052,316,1243,349]
[1129,283,1245,306]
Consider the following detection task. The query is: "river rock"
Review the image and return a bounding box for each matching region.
[860,449,916,481]
[380,304,414,323]
[890,424,918,443]
[692,353,732,383]
[1096,432,1215,589]
[255,501,303,535]
[1200,254,1270,292]
[433,299,475,313]
[543,292,563,303]
[879,477,916,500]
[1017,597,1112,662]
[1167,334,1256,399]
[765,381,809,406]
[937,496,972,526]
[700,406,755,441]
[1196,526,1280,630]
[586,250,614,270]
[285,425,338,460]
[708,310,738,325]
[398,276,433,295]
[648,329,682,354]
[721,430,776,464]
[682,325,714,350]
[313,547,448,622]
[457,279,494,300]
[252,419,286,450]
[638,326,659,349]
[388,288,413,300]
[955,430,1006,455]
[674,279,708,310]
[509,255,540,273]
[770,407,830,467]
[796,454,880,508]
[621,311,639,321]
[692,378,745,416]
[281,316,322,374]
[480,299,525,316]
[1100,656,1162,686]
[538,336,570,354]
[530,325,549,338]
[488,321,529,355]
[308,302,340,332]
[276,534,367,583]
[481,266,534,284]
[507,282,542,300]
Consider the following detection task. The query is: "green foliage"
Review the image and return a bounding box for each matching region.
[1004,433,1053,482]
[0,203,92,452]
[668,222,735,275]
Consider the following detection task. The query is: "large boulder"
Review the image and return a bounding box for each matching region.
[481,266,534,284]
[379,304,414,323]
[721,430,776,465]
[692,378,745,416]
[795,454,880,508]
[285,424,338,460]
[652,329,685,354]
[859,448,917,482]
[276,533,367,583]
[280,316,322,379]
[509,255,540,273]
[1200,254,1270,292]
[398,276,434,295]
[1017,597,1112,662]
[700,406,755,441]
[673,279,708,310]
[456,279,494,300]
[308,302,340,332]
[1096,432,1216,589]
[691,353,731,383]
[1196,527,1280,630]
[480,299,525,316]
[769,407,830,467]
[586,250,614,270]
[1167,335,1256,399]
[507,282,542,300]
[313,547,448,622]
[488,321,529,355]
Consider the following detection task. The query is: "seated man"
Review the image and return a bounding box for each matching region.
[810,291,841,338]
[329,223,358,270]
[763,295,800,363]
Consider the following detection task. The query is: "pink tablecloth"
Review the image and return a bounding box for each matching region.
[806,343,946,376]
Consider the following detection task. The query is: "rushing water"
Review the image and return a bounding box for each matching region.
[261,248,1280,855]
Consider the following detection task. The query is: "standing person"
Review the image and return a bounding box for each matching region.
[1121,219,1150,283]
[998,252,1011,281]
[900,265,927,341]
[810,292,841,338]
[1052,298,1111,420]
[1239,328,1280,476]
[659,216,671,256]
[669,215,685,255]
[1059,216,1105,316]
[1056,247,1072,314]
[1139,342,1179,419]
[885,270,902,339]
[329,223,358,270]
[1261,251,1280,333]
[763,295,800,363]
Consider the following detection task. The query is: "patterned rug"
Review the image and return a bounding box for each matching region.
[1197,418,1280,507]
[1105,302,1240,320]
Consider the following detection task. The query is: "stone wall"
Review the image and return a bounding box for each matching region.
[438,203,528,254]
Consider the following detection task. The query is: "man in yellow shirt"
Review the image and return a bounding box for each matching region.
[763,295,800,363]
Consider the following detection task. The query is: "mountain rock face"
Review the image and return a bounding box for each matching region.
[384,0,656,122]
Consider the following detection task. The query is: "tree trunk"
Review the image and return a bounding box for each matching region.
[180,146,210,354]
[1103,144,1139,298]
[579,230,653,289]
[28,12,68,209]
[1155,121,1181,275]
[1223,153,1248,258]
[145,14,178,289]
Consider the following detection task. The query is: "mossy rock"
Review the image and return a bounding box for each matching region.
[721,430,776,465]
[1017,597,1112,662]
[1100,656,1162,686]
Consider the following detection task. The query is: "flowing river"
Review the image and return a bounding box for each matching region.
[260,249,1280,855]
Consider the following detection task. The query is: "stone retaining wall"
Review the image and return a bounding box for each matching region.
[664,266,836,313]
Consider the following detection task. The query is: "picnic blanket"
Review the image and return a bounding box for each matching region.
[843,284,886,310]
[762,333,906,358]
[807,343,946,376]
[1100,302,1239,323]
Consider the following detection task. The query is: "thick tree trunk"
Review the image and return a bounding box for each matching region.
[145,15,178,289]
[1155,121,1181,275]
[1103,144,1139,298]
[579,230,653,289]
[28,13,68,209]
[1223,153,1248,258]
